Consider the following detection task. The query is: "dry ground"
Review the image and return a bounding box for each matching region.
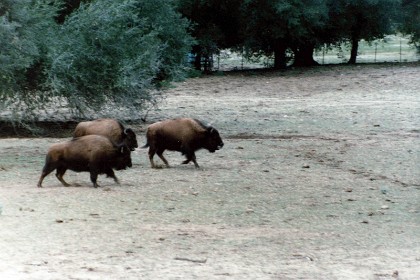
[0,63,419,279]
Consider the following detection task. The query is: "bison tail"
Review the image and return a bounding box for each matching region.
[141,142,149,149]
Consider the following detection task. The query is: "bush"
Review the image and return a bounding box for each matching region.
[46,0,193,119]
[1,0,193,123]
[0,0,59,122]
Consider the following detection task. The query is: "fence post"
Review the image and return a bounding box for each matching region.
[374,42,378,63]
[400,38,402,62]
[241,47,244,70]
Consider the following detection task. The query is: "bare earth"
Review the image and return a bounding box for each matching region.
[0,64,419,280]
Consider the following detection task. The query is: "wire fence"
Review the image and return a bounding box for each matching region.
[214,35,419,71]
[315,35,419,64]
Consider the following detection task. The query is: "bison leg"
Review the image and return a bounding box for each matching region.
[182,152,200,168]
[148,147,157,168]
[90,172,100,188]
[37,163,56,188]
[106,169,119,184]
[149,146,169,168]
[88,166,101,188]
[56,167,71,187]
[157,149,170,167]
[37,171,51,188]
[37,174,46,188]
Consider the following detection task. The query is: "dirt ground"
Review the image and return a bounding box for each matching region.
[0,63,419,280]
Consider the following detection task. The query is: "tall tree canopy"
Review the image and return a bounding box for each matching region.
[241,0,329,68]
[0,0,59,121]
[0,0,57,92]
[1,0,193,122]
[179,0,411,69]
[47,0,193,118]
[327,0,400,64]
[241,0,291,69]
[400,0,420,46]
[177,0,244,71]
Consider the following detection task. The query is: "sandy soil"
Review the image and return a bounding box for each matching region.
[0,63,419,280]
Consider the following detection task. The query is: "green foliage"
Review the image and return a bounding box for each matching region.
[400,0,420,46]
[241,0,328,67]
[178,0,244,48]
[1,0,193,123]
[327,0,400,42]
[326,0,401,63]
[0,0,60,122]
[186,68,203,78]
[179,0,413,68]
[0,0,417,127]
[0,0,56,93]
[47,0,193,118]
[177,0,244,70]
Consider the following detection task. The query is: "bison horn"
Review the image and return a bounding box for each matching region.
[125,128,134,135]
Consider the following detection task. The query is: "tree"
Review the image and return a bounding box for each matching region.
[177,0,244,71]
[1,0,193,122]
[400,0,420,48]
[241,0,289,69]
[0,0,60,122]
[285,0,329,67]
[327,0,400,64]
[241,0,328,68]
[55,0,97,24]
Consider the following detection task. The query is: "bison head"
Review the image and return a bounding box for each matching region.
[205,127,224,153]
[123,128,138,151]
[114,145,132,170]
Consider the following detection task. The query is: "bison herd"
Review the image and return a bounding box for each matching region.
[37,118,224,188]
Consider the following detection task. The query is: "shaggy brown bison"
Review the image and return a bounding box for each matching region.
[37,135,132,188]
[143,118,224,168]
[73,118,138,151]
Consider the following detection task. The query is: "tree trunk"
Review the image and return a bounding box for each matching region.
[292,43,319,67]
[194,52,202,71]
[273,41,287,69]
[192,45,202,71]
[348,37,359,64]
[202,54,213,73]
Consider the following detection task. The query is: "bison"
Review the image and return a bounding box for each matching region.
[37,135,132,188]
[73,118,138,151]
[142,118,224,168]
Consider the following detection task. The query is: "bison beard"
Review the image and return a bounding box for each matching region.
[143,118,224,168]
[37,135,132,188]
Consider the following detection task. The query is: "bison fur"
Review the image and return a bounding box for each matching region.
[37,135,132,188]
[73,118,138,151]
[143,118,224,168]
